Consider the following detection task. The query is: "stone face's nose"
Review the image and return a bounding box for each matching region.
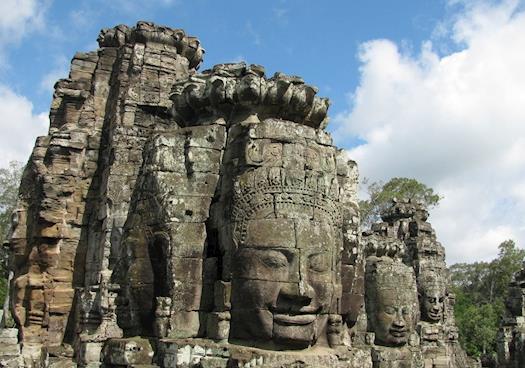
[298,280,315,300]
[277,282,314,310]
[393,312,407,328]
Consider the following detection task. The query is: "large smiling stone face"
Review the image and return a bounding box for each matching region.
[221,119,349,349]
[229,218,339,349]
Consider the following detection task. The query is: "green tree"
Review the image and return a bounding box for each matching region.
[449,240,525,359]
[359,177,441,228]
[0,161,23,243]
[449,261,492,305]
[454,296,499,357]
[0,161,24,305]
[488,240,525,303]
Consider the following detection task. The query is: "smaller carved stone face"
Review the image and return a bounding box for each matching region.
[421,289,445,323]
[365,258,419,347]
[373,289,414,346]
[237,73,262,103]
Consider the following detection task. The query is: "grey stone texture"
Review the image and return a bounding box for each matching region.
[497,263,525,367]
[0,22,472,367]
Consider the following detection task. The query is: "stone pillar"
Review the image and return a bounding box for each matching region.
[497,263,525,368]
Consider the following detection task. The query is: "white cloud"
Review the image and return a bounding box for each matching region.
[0,0,45,35]
[245,21,261,46]
[334,0,525,264]
[273,7,289,24]
[0,85,49,168]
[0,0,48,63]
[0,0,50,70]
[40,55,69,93]
[231,55,246,63]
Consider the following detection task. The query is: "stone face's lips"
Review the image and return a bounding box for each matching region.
[389,329,408,338]
[428,311,441,320]
[273,313,316,325]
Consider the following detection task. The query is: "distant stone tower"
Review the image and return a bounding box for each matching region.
[362,199,478,368]
[497,263,525,367]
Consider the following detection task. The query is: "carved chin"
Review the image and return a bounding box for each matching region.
[388,332,408,345]
[426,311,442,322]
[273,315,318,348]
[383,336,408,346]
[377,330,408,346]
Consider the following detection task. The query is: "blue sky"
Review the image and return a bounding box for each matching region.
[4,0,450,124]
[1,0,525,264]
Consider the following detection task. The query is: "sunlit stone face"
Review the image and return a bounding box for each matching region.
[421,288,445,323]
[230,218,339,348]
[372,289,414,346]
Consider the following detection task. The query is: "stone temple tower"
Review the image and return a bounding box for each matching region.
[497,263,525,367]
[0,22,474,368]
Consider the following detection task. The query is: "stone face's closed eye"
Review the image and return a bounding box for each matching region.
[384,306,396,315]
[260,252,289,269]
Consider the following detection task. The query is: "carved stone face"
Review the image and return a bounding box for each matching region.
[237,73,262,103]
[372,288,414,346]
[366,259,419,347]
[421,289,445,323]
[230,219,338,348]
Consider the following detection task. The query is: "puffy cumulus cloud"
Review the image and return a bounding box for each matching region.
[40,55,69,93]
[0,85,48,168]
[334,0,525,264]
[0,0,48,43]
[0,0,50,66]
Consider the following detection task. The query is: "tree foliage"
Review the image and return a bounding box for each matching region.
[0,161,24,304]
[449,240,525,358]
[359,177,442,228]
[454,299,499,358]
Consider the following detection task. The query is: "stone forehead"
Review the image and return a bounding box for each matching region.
[375,288,417,305]
[231,167,343,224]
[366,258,417,292]
[239,218,337,249]
[418,270,447,293]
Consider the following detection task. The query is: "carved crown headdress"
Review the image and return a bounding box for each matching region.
[231,167,343,244]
